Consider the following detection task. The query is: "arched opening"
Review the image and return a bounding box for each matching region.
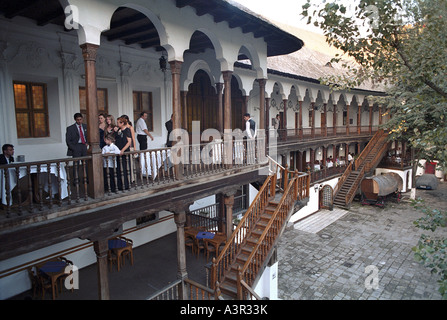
[186,70,218,133]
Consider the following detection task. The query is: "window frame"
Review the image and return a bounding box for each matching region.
[13,81,50,139]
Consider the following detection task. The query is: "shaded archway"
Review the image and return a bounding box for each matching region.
[186,70,218,133]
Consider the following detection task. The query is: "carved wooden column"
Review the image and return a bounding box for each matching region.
[345,105,350,135]
[323,103,328,137]
[298,101,303,138]
[169,60,183,179]
[80,43,104,199]
[297,150,303,172]
[369,105,373,134]
[333,104,337,136]
[224,191,236,241]
[310,148,315,171]
[265,97,270,147]
[258,79,266,130]
[173,206,188,300]
[216,82,223,133]
[93,239,110,300]
[181,91,188,130]
[174,209,188,280]
[283,99,288,141]
[223,71,233,167]
[311,102,315,138]
[357,104,362,134]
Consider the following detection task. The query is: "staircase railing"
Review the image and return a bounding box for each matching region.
[334,130,387,200]
[210,159,282,289]
[354,129,385,170]
[237,170,309,299]
[344,166,365,205]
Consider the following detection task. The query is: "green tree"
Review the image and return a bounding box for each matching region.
[412,199,447,299]
[301,0,447,170]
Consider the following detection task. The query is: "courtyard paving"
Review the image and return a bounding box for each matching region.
[277,182,447,300]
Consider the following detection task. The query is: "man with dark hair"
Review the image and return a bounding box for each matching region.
[66,113,88,157]
[65,113,88,184]
[165,114,173,147]
[0,144,14,165]
[135,111,154,150]
[243,113,256,139]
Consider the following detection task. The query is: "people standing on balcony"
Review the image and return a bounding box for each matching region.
[102,134,121,193]
[165,114,173,147]
[99,113,107,149]
[274,114,280,137]
[120,115,136,152]
[105,114,117,136]
[66,113,88,157]
[0,144,14,164]
[66,113,89,185]
[243,113,256,139]
[136,111,154,150]
[114,117,132,190]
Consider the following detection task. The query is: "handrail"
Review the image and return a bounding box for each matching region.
[354,129,384,169]
[333,162,352,197]
[210,159,282,288]
[238,171,301,294]
[344,166,365,205]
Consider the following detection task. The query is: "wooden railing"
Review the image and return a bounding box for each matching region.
[333,162,353,198]
[236,170,308,299]
[1,138,265,218]
[344,166,365,205]
[210,161,281,289]
[147,278,222,300]
[276,125,377,143]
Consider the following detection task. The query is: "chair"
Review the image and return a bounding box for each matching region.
[58,257,74,293]
[27,267,40,299]
[185,234,195,254]
[204,239,217,262]
[117,236,134,268]
[194,237,205,258]
[108,250,118,272]
[37,273,56,300]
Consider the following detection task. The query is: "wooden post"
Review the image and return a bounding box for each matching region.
[174,208,188,299]
[93,239,110,300]
[216,83,223,133]
[224,192,236,241]
[80,43,104,199]
[169,60,183,179]
[346,104,350,135]
[223,71,233,168]
[333,104,337,136]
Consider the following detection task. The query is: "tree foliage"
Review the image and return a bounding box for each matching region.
[301,0,447,170]
[412,199,447,299]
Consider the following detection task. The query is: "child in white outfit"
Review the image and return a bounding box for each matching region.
[102,134,121,192]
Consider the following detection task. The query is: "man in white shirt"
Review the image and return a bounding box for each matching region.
[243,113,256,139]
[135,112,154,150]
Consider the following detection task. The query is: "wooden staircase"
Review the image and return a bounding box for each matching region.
[211,158,310,299]
[333,130,390,209]
[219,199,280,298]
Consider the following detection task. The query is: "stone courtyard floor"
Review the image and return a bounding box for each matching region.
[277,182,447,300]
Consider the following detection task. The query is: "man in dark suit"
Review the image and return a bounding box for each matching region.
[66,113,88,184]
[0,144,14,165]
[66,113,88,157]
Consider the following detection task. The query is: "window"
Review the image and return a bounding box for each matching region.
[308,110,313,127]
[133,91,153,131]
[13,81,49,138]
[79,87,109,124]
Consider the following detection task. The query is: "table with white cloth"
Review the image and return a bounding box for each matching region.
[0,163,69,206]
[139,150,170,179]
